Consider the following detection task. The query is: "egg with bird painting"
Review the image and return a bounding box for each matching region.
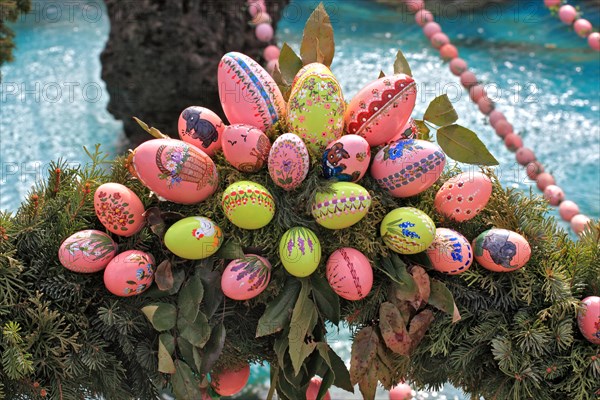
[222,124,271,173]
[222,181,275,230]
[472,229,531,272]
[58,230,118,273]
[164,217,223,260]
[322,135,371,183]
[94,183,145,237]
[178,106,225,156]
[326,247,373,301]
[221,254,271,300]
[103,250,155,297]
[268,133,310,191]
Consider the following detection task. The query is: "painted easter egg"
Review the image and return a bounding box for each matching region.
[268,133,310,190]
[178,106,225,156]
[312,182,371,230]
[390,383,413,400]
[222,124,271,172]
[58,230,118,273]
[472,229,531,272]
[434,172,493,222]
[211,363,250,397]
[218,52,285,131]
[371,139,446,198]
[130,139,218,204]
[221,254,271,300]
[287,63,345,154]
[326,247,373,301]
[279,227,321,277]
[164,217,223,260]
[426,228,473,275]
[577,296,600,345]
[380,207,436,254]
[345,74,417,146]
[94,183,145,237]
[322,135,371,182]
[306,377,332,400]
[387,117,419,144]
[103,250,154,297]
[222,181,275,230]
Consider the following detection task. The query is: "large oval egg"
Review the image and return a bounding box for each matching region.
[103,250,154,296]
[322,135,371,182]
[312,182,371,230]
[218,52,285,131]
[222,181,275,230]
[59,229,118,273]
[222,124,271,172]
[371,139,446,197]
[435,172,493,221]
[287,63,345,154]
[577,296,600,345]
[472,229,531,272]
[380,207,436,254]
[426,228,473,275]
[130,139,218,204]
[221,254,271,300]
[326,247,373,301]
[94,183,145,237]
[345,74,417,146]
[178,106,225,156]
[164,216,223,260]
[279,227,321,277]
[268,133,310,191]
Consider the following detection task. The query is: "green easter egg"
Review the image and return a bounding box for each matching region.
[380,207,435,254]
[279,227,321,277]
[312,182,372,230]
[164,216,223,260]
[221,181,276,230]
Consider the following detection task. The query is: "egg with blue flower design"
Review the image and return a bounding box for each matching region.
[103,250,155,297]
[380,207,436,254]
[426,228,473,274]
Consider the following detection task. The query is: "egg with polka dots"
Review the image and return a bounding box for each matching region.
[426,228,473,275]
[434,172,492,222]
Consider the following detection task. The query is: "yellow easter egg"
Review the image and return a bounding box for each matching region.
[380,207,436,254]
[279,227,321,277]
[164,217,223,259]
[312,182,372,229]
[221,181,275,230]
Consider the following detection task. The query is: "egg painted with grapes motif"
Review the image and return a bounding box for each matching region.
[221,254,271,301]
[426,228,473,274]
[380,207,436,254]
[279,227,321,277]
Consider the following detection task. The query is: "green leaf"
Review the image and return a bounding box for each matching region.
[199,268,222,319]
[158,337,176,374]
[178,312,211,348]
[378,70,386,79]
[423,94,458,127]
[358,359,378,400]
[310,274,340,325]
[437,124,499,166]
[278,43,303,85]
[316,343,353,392]
[177,337,195,367]
[393,50,412,76]
[350,326,378,385]
[159,333,176,355]
[171,360,202,400]
[199,323,226,375]
[288,279,318,376]
[429,279,461,322]
[154,260,174,291]
[379,302,411,355]
[317,369,334,400]
[256,278,301,337]
[178,271,204,322]
[300,2,335,66]
[274,328,289,366]
[408,309,435,352]
[413,119,430,140]
[141,303,176,331]
[215,240,244,260]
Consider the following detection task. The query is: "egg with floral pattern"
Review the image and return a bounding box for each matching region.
[322,135,371,182]
[426,228,473,274]
[577,296,600,345]
[94,183,145,237]
[371,139,446,197]
[279,227,321,277]
[387,117,420,144]
[287,63,345,154]
[472,229,531,272]
[130,139,218,204]
[312,182,371,229]
[268,133,310,190]
[58,230,118,273]
[380,207,436,254]
[178,106,225,156]
[164,217,223,260]
[222,181,275,230]
[222,124,271,173]
[435,172,493,221]
[345,74,417,146]
[103,250,155,297]
[326,247,373,301]
[221,254,271,300]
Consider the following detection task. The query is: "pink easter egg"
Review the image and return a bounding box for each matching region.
[211,364,250,396]
[415,9,434,27]
[345,74,417,146]
[516,147,536,166]
[469,84,486,103]
[488,110,506,128]
[478,96,494,115]
[460,71,478,88]
[306,377,331,400]
[588,32,600,51]
[504,133,523,152]
[494,119,513,138]
[571,214,592,235]
[439,44,459,60]
[536,172,555,191]
[406,0,424,12]
[559,200,580,222]
[434,171,493,222]
[387,117,420,143]
[221,255,271,301]
[543,184,565,206]
[251,11,271,25]
[525,161,544,180]
[473,229,531,272]
[263,45,280,61]
[426,228,473,275]
[222,124,271,172]
[178,106,224,156]
[130,139,218,204]
[59,230,117,273]
[544,0,561,7]
[430,32,450,49]
[577,296,600,345]
[94,183,145,237]
[255,23,274,42]
[574,18,592,38]
[372,139,446,198]
[326,248,373,301]
[390,383,413,400]
[218,52,285,132]
[423,22,442,39]
[268,133,310,190]
[559,5,577,25]
[322,135,371,183]
[449,58,468,76]
[103,250,154,296]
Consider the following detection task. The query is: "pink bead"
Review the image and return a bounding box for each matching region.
[525,161,544,180]
[469,84,486,103]
[559,200,580,222]
[588,32,600,51]
[430,32,450,49]
[266,59,278,73]
[255,23,274,42]
[390,383,413,400]
[516,147,536,166]
[423,22,442,39]
[536,172,555,191]
[440,44,458,60]
[251,12,271,25]
[449,58,468,76]
[489,110,506,128]
[543,184,565,206]
[504,133,523,152]
[460,71,478,88]
[559,5,577,25]
[574,19,593,38]
[544,0,561,7]
[571,214,592,235]
[263,45,280,61]
[494,120,513,138]
[415,9,434,27]
[247,2,264,17]
[406,0,424,12]
[478,97,494,115]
